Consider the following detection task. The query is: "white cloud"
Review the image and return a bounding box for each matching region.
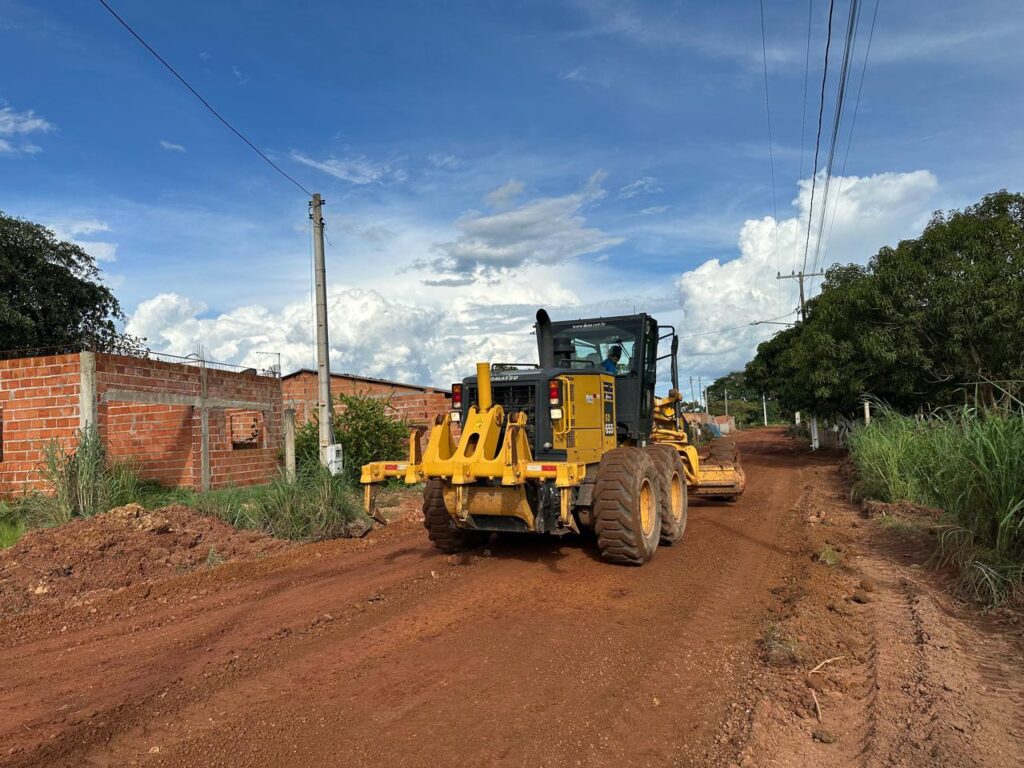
[159,140,187,153]
[49,219,118,263]
[427,153,460,169]
[640,205,669,215]
[618,176,662,199]
[426,171,622,280]
[291,151,404,185]
[0,106,54,156]
[674,170,939,376]
[231,66,249,85]
[485,178,524,208]
[121,169,943,390]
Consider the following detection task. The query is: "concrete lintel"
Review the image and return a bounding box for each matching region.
[101,389,274,412]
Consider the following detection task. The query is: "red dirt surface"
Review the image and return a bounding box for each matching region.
[1,429,1021,767]
[0,504,289,620]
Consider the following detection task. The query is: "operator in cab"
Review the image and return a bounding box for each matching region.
[602,345,622,374]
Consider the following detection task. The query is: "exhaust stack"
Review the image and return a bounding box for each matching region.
[536,309,555,369]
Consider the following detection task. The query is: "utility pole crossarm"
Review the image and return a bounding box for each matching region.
[776,270,825,322]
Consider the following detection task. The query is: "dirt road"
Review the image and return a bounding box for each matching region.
[2,429,1021,767]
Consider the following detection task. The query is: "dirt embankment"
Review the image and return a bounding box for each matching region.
[0,504,289,618]
[0,429,1021,768]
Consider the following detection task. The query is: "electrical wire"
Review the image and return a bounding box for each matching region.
[808,0,861,286]
[799,0,836,278]
[790,0,814,312]
[96,0,313,198]
[758,0,783,313]
[817,0,880,285]
[676,310,799,341]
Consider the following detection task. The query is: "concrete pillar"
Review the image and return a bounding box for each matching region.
[200,363,211,492]
[78,351,98,431]
[810,415,820,451]
[283,407,296,482]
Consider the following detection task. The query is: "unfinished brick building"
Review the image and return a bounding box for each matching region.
[281,369,451,428]
[0,350,282,496]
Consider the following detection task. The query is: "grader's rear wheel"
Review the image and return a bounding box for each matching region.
[645,444,688,545]
[422,479,486,553]
[593,448,661,565]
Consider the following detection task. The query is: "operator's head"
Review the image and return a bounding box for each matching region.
[609,345,622,362]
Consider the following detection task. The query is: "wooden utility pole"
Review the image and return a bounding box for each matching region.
[776,270,825,322]
[310,193,341,474]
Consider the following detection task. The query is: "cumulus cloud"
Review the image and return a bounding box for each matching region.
[485,178,524,208]
[291,151,405,185]
[49,219,118,263]
[424,171,621,281]
[0,105,54,156]
[126,290,547,386]
[159,140,187,153]
[618,176,662,199]
[674,169,940,375]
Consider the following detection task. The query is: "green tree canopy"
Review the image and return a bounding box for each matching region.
[746,190,1024,415]
[0,212,143,354]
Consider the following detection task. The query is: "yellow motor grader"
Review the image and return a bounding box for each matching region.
[361,309,745,565]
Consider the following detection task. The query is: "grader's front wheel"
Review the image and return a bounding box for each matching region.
[422,479,486,553]
[645,444,688,545]
[593,448,661,565]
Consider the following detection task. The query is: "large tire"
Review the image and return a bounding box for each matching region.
[422,479,486,553]
[593,448,661,565]
[645,444,688,545]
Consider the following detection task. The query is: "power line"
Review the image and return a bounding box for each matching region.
[808,0,862,284]
[799,0,836,278]
[817,0,880,286]
[758,0,783,313]
[791,0,814,311]
[96,0,313,198]
[676,310,799,341]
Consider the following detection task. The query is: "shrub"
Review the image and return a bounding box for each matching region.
[295,394,411,481]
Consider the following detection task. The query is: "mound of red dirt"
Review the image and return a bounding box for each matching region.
[0,504,290,615]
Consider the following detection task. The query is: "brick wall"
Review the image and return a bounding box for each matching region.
[0,354,82,495]
[93,355,282,491]
[282,371,451,428]
[0,352,283,497]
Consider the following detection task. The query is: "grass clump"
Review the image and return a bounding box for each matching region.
[849,405,1024,605]
[759,621,802,666]
[816,545,842,567]
[192,464,366,541]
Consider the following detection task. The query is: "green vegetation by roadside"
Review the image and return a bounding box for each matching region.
[0,426,367,549]
[849,406,1024,606]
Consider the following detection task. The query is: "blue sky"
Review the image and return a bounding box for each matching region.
[2,0,1023,387]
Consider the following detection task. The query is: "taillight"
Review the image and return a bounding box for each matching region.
[452,383,462,408]
[548,379,561,405]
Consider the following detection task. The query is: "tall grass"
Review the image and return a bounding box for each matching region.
[849,405,1024,605]
[190,464,365,541]
[2,428,366,546]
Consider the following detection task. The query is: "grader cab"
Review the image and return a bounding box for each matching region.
[361,309,745,565]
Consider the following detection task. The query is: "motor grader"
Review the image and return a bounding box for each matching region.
[361,309,745,565]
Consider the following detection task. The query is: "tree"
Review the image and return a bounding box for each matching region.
[746,190,1024,415]
[707,370,781,426]
[0,212,144,354]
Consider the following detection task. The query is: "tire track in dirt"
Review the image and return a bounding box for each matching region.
[2,429,810,768]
